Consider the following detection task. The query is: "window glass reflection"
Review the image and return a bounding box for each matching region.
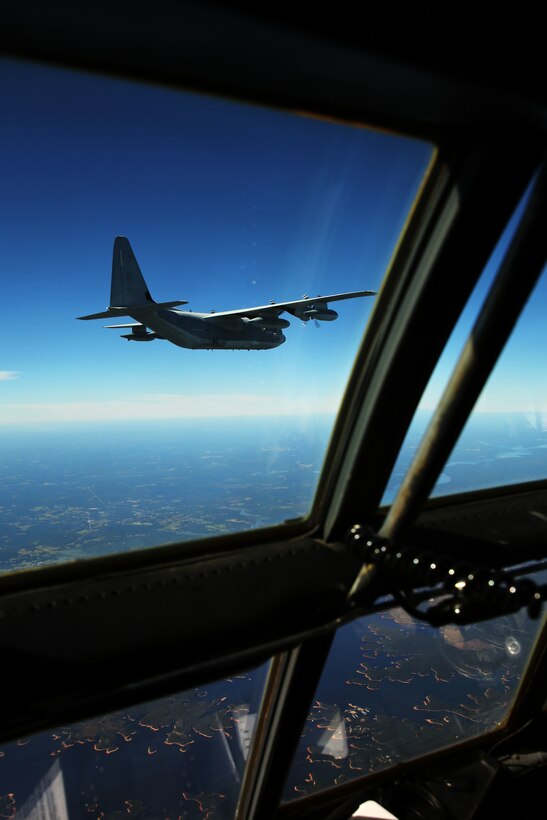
[284,604,543,800]
[0,662,269,818]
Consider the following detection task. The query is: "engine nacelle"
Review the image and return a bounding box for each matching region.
[121,332,157,341]
[248,316,290,329]
[299,307,338,322]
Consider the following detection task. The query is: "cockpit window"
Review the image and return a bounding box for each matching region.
[0,661,270,817]
[427,264,547,498]
[382,182,547,505]
[283,603,546,801]
[0,57,433,573]
[279,165,547,807]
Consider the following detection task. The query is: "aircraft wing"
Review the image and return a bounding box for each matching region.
[201,290,376,320]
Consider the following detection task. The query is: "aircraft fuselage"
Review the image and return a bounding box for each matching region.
[129,308,286,350]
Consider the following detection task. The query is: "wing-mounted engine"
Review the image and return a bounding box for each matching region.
[246,316,291,330]
[104,322,158,341]
[292,301,338,322]
[121,329,157,342]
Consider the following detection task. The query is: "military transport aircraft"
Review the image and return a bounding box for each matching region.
[77,236,375,350]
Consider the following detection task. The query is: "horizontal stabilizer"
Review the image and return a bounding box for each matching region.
[77,300,187,321]
[77,308,129,321]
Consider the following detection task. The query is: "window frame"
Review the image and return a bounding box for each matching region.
[2,5,547,819]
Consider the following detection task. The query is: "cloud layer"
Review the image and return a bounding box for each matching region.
[0,392,338,424]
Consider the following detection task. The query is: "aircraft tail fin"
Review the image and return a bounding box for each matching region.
[76,237,188,321]
[110,236,154,307]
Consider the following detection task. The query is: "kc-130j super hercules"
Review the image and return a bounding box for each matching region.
[78,237,375,350]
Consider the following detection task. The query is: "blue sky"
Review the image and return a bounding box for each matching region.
[2,56,543,427]
[0,57,431,424]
